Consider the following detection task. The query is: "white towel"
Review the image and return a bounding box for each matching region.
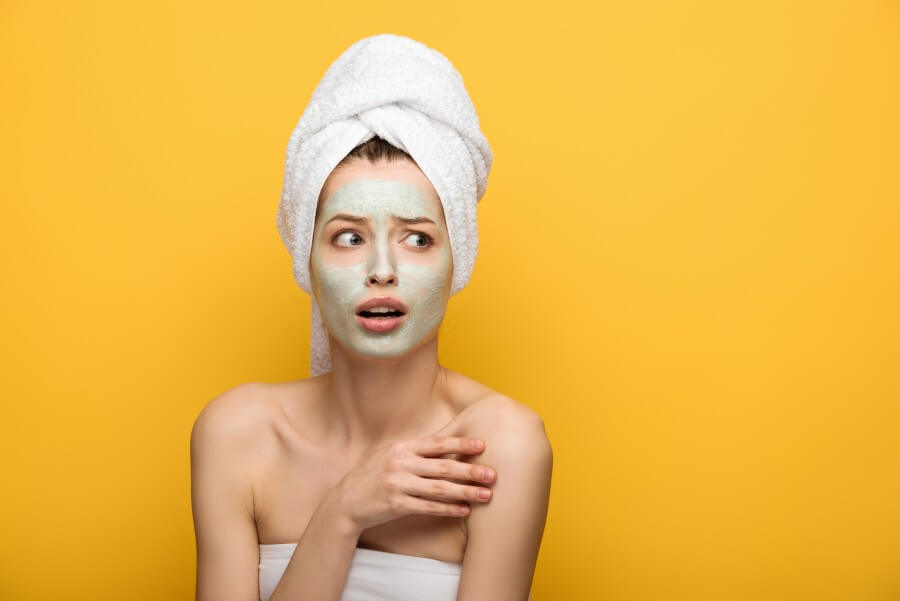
[276,33,493,376]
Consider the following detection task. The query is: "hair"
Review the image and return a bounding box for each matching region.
[335,135,414,168]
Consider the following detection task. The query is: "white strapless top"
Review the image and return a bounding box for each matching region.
[259,543,464,601]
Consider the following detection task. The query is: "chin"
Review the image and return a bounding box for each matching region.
[352,341,424,360]
[345,329,441,361]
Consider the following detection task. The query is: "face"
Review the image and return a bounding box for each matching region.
[309,159,453,360]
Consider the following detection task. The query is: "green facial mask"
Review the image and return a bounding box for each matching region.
[309,178,453,359]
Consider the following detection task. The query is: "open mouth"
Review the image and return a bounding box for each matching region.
[355,307,408,333]
[357,309,406,319]
[354,297,409,333]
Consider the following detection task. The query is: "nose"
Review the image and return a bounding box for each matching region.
[366,237,397,287]
[367,271,396,286]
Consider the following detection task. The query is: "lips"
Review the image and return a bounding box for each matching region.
[355,296,409,333]
[355,296,408,315]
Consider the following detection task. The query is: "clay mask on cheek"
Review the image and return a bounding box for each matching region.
[309,179,453,359]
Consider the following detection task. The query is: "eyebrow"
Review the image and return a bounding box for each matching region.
[325,213,437,226]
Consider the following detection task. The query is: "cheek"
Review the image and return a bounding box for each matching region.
[401,250,453,304]
[311,252,365,305]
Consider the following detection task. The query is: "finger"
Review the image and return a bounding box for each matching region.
[399,495,471,518]
[401,472,493,504]
[409,435,485,457]
[409,455,497,484]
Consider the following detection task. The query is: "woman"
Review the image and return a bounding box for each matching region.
[191,35,552,601]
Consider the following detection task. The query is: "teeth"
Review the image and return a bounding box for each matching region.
[367,307,395,313]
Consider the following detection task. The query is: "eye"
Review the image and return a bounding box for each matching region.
[401,232,434,249]
[333,231,363,247]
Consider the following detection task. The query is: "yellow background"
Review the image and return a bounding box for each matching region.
[2,1,898,599]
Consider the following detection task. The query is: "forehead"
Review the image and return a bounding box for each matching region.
[318,179,444,222]
[316,159,445,223]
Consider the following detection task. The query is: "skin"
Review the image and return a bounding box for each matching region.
[309,177,453,360]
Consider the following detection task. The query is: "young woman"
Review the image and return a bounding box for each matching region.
[191,35,552,601]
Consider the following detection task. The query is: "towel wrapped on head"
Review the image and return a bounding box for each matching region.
[276,33,494,376]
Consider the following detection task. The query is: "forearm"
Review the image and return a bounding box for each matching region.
[268,492,361,601]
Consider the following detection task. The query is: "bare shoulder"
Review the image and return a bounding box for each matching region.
[442,369,549,451]
[190,381,303,479]
[191,379,324,465]
[466,393,543,427]
[191,382,271,448]
[445,368,543,424]
[466,394,549,455]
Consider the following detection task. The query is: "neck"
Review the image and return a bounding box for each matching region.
[318,334,452,456]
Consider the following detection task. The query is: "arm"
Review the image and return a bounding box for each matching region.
[454,399,553,601]
[191,386,261,601]
[266,492,361,601]
[191,385,362,601]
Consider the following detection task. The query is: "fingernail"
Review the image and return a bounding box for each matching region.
[470,439,483,450]
[484,469,495,480]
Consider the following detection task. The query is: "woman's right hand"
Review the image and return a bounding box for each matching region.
[330,436,497,533]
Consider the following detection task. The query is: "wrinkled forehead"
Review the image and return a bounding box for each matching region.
[316,178,446,226]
